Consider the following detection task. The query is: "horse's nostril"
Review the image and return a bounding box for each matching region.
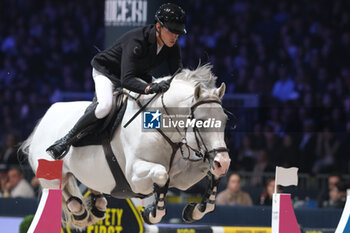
[214,161,221,168]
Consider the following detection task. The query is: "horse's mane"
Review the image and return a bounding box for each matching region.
[173,63,217,90]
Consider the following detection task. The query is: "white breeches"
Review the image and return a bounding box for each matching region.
[92,68,114,119]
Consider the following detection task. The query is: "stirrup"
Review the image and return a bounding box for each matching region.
[46,145,70,160]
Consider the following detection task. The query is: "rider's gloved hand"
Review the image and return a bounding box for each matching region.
[148,80,170,94]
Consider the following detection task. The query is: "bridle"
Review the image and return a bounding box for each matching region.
[189,99,229,159]
[157,94,229,171]
[124,85,231,172]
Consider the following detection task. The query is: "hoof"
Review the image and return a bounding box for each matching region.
[182,203,197,223]
[67,196,84,214]
[85,193,107,225]
[71,208,89,228]
[88,207,106,226]
[66,196,89,228]
[141,205,156,225]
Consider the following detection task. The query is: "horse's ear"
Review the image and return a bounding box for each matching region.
[194,84,203,100]
[216,82,226,99]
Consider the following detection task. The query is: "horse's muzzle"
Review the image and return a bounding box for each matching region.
[209,153,230,178]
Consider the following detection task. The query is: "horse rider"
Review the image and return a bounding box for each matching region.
[46,3,187,160]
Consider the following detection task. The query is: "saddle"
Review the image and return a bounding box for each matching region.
[72,90,128,147]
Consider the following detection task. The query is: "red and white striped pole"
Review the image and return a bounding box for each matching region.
[27,159,63,233]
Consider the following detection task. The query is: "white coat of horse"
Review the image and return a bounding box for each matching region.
[21,64,231,228]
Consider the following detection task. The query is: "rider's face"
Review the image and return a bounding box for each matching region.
[156,23,179,47]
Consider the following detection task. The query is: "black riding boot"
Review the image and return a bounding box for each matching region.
[46,106,99,160]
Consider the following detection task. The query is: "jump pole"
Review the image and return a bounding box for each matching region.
[271,166,301,233]
[335,189,350,233]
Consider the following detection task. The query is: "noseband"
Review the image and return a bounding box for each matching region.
[189,99,229,161]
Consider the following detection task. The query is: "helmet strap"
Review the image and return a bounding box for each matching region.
[156,23,167,47]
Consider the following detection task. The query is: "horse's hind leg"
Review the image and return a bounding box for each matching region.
[62,174,90,228]
[84,189,107,225]
[62,177,107,228]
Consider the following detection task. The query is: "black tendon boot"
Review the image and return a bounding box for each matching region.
[46,106,99,160]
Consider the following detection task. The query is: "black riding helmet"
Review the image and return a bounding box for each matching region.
[155,3,186,35]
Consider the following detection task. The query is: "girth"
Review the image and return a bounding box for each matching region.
[98,91,151,199]
[102,136,151,199]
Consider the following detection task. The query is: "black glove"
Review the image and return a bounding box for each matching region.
[149,80,170,94]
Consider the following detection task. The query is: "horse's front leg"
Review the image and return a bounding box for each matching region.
[131,160,169,224]
[142,178,169,224]
[182,172,220,223]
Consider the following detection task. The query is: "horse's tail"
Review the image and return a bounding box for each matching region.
[18,118,43,173]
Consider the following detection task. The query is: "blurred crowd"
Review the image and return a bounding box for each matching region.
[182,0,350,174]
[0,0,103,140]
[1,0,350,205]
[215,172,348,209]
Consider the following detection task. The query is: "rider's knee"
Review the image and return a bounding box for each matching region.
[95,101,113,119]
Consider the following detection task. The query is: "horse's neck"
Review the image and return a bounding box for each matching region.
[159,81,193,107]
[149,81,193,142]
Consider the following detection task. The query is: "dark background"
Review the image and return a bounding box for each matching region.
[1,0,350,205]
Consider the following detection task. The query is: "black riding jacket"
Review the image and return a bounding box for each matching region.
[91,24,182,94]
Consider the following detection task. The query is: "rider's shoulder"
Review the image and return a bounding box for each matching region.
[121,25,153,58]
[125,39,145,58]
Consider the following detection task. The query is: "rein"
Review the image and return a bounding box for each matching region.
[123,67,182,128]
